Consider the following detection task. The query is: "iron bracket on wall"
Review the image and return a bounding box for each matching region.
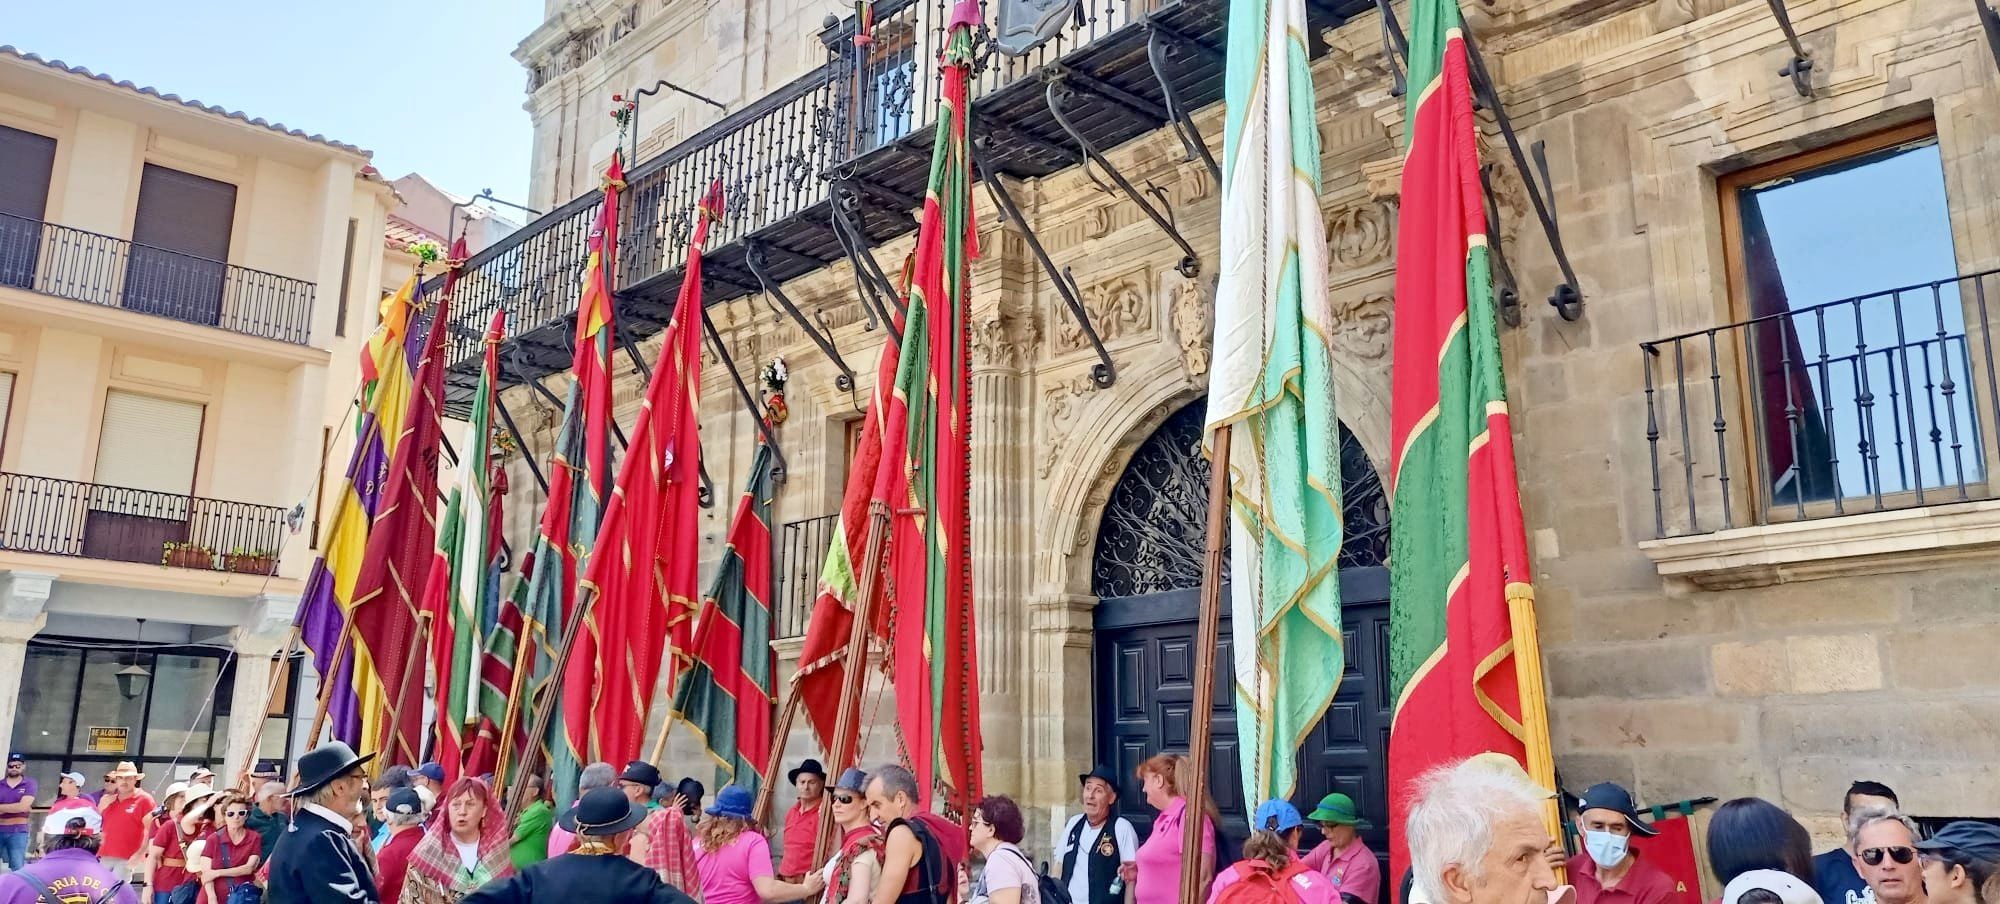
[828,180,907,330]
[490,376,552,497]
[1762,0,1816,97]
[700,309,791,484]
[1143,22,1223,185]
[1374,0,1408,97]
[1044,69,1202,278]
[1478,163,1525,328]
[975,143,1117,388]
[1977,0,2000,79]
[744,239,857,392]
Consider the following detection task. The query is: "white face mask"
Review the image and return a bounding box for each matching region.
[1584,830,1630,868]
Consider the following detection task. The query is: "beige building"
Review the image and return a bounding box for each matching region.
[473,0,2000,878]
[0,45,397,792]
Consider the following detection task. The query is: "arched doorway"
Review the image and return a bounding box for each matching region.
[1089,398,1392,886]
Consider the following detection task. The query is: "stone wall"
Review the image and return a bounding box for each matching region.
[493,0,2000,856]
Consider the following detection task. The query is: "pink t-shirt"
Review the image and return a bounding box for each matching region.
[1134,798,1216,904]
[695,831,775,904]
[1205,861,1340,904]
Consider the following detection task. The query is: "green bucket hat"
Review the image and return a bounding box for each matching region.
[1307,792,1371,828]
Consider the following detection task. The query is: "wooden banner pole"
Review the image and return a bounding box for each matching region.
[1179,424,1231,904]
[305,624,355,748]
[752,691,804,825]
[813,501,891,867]
[506,585,599,817]
[384,612,432,766]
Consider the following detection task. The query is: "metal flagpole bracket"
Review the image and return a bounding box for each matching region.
[829,180,907,328]
[743,239,857,392]
[1977,0,2000,79]
[1043,68,1202,279]
[699,309,791,484]
[1478,163,1525,328]
[975,143,1116,388]
[1143,21,1223,184]
[1762,0,1816,97]
[1375,0,1408,97]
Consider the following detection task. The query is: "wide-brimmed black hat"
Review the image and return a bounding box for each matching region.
[1575,782,1659,837]
[559,786,648,836]
[675,778,706,805]
[1078,765,1120,791]
[289,742,374,798]
[619,761,663,788]
[788,758,827,785]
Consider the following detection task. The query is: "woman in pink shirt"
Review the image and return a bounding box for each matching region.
[1206,800,1338,904]
[690,786,824,904]
[1130,754,1216,904]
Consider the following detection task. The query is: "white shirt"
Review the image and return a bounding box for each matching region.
[454,838,480,871]
[1057,814,1138,903]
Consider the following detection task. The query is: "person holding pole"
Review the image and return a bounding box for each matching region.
[778,762,827,883]
[264,742,380,904]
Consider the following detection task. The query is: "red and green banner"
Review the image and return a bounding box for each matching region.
[1385,0,1544,883]
[349,274,454,767]
[670,441,779,794]
[796,1,984,816]
[568,179,715,773]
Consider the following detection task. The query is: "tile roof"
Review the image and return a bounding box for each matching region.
[384,214,445,252]
[0,45,371,156]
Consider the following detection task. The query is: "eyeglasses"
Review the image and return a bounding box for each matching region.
[970,816,991,828]
[833,794,857,805]
[1862,847,1917,866]
[225,810,250,818]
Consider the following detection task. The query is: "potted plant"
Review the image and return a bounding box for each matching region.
[161,542,215,570]
[760,355,789,426]
[223,547,278,575]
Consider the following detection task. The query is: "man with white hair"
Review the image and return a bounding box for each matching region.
[1406,757,1564,904]
[1851,808,1926,904]
[245,782,289,854]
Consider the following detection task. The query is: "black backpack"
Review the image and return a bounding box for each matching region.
[996,844,1072,904]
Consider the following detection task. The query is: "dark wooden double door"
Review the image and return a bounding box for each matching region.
[1093,566,1392,890]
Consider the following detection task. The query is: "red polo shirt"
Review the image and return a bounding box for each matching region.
[1569,852,1683,904]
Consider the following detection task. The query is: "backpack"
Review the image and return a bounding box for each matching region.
[1213,860,1312,904]
[995,844,1072,904]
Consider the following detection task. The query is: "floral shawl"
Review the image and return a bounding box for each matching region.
[403,778,515,904]
[830,825,884,903]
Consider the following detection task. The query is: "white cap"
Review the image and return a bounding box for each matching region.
[1723,871,1822,904]
[163,781,191,801]
[43,807,102,836]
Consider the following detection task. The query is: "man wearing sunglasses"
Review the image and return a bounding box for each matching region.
[1852,809,1927,904]
[1816,782,1900,904]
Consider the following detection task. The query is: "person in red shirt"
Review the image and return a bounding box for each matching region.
[191,794,262,904]
[147,786,220,904]
[97,762,156,880]
[378,787,432,904]
[777,760,826,882]
[1568,783,1681,904]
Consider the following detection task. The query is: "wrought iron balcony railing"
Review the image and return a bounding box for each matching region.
[1641,269,2000,538]
[0,472,290,574]
[777,512,839,640]
[0,211,317,345]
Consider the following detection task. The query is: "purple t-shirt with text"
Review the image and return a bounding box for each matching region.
[0,778,38,834]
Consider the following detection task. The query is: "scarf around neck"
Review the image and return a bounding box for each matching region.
[407,778,515,894]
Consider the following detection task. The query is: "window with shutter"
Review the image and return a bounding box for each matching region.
[0,124,57,290]
[123,165,236,326]
[82,390,206,565]
[0,371,15,462]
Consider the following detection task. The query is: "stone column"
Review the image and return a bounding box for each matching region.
[223,593,300,783]
[0,572,54,752]
[1026,591,1095,843]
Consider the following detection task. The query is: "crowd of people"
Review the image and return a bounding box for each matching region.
[0,743,1993,904]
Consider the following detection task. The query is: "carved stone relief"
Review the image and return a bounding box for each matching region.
[1053,268,1153,353]
[1329,291,1393,361]
[1037,373,1101,480]
[1327,201,1396,273]
[1165,272,1215,382]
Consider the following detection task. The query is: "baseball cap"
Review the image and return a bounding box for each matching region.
[60,772,86,786]
[1575,781,1660,837]
[1915,821,2000,864]
[416,762,445,783]
[1252,799,1304,833]
[385,787,425,817]
[5,753,22,764]
[43,808,103,837]
[1721,870,1822,904]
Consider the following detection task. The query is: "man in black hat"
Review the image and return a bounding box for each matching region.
[1056,765,1137,904]
[462,787,695,904]
[265,742,380,904]
[1567,782,1674,904]
[778,759,827,882]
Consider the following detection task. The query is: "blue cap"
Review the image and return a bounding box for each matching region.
[386,788,425,816]
[1253,799,1303,833]
[416,762,445,783]
[705,785,754,819]
[5,753,21,764]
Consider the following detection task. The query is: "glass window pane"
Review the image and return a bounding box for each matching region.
[14,644,80,756]
[144,654,220,764]
[70,650,149,758]
[1737,137,1981,504]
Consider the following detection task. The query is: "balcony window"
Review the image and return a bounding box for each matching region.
[0,124,57,291]
[0,371,14,462]
[85,390,205,566]
[123,164,237,327]
[1721,123,1984,518]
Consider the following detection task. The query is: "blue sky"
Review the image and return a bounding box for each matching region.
[7,0,541,203]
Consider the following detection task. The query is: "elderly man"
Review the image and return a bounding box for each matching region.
[1816,783,1899,904]
[1058,765,1138,904]
[264,742,380,904]
[245,782,289,854]
[1852,808,1926,904]
[1566,783,1674,904]
[1407,757,1562,904]
[779,759,827,882]
[866,765,954,904]
[374,788,429,904]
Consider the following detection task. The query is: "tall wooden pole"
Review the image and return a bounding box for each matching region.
[306,624,355,747]
[813,501,891,867]
[385,612,432,766]
[506,585,600,817]
[1179,424,1230,904]
[752,691,805,825]
[645,696,678,765]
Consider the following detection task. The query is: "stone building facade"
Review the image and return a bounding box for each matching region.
[500,0,2000,870]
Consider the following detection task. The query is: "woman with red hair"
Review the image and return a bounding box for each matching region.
[403,778,516,904]
[1130,754,1217,904]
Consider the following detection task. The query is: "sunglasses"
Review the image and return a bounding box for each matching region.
[1862,847,1917,866]
[225,810,250,818]
[833,794,857,805]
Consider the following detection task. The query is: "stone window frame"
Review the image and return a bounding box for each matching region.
[1637,96,2000,591]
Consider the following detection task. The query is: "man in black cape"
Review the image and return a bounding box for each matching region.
[463,787,695,904]
[266,742,381,904]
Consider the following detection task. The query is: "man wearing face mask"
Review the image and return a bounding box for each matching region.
[1566,783,1676,904]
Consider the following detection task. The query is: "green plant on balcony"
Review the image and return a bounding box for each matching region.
[223,547,279,576]
[161,542,216,570]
